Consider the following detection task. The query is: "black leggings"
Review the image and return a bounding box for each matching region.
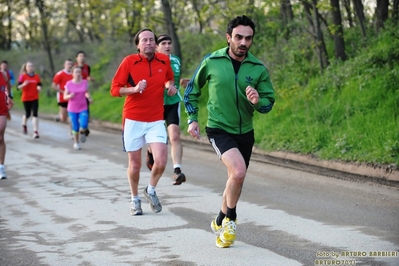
[23,99,39,118]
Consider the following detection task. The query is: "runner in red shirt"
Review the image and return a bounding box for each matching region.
[0,69,13,179]
[52,59,73,136]
[75,51,94,81]
[110,28,177,216]
[17,61,42,139]
[0,61,12,120]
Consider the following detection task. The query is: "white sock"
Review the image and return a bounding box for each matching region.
[147,185,156,195]
[132,195,140,202]
[0,165,4,169]
[173,164,181,169]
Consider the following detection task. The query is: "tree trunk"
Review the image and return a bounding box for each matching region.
[127,1,142,46]
[35,0,55,77]
[191,0,204,33]
[286,0,294,21]
[24,0,34,49]
[302,0,329,70]
[330,0,347,61]
[303,0,315,34]
[160,0,182,61]
[246,0,255,16]
[303,3,332,40]
[0,25,5,50]
[127,10,140,46]
[312,0,329,70]
[318,12,333,40]
[5,0,12,50]
[66,6,84,43]
[353,0,367,38]
[280,0,295,39]
[89,10,101,42]
[393,0,399,24]
[375,0,389,33]
[342,0,353,28]
[67,18,85,43]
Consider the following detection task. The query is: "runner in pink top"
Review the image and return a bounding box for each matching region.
[66,79,88,113]
[64,66,93,150]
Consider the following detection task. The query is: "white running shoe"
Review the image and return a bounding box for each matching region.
[0,167,7,179]
[130,200,143,216]
[32,131,39,139]
[144,187,162,213]
[73,143,81,150]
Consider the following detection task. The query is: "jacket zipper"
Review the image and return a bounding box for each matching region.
[235,74,242,134]
[148,61,152,77]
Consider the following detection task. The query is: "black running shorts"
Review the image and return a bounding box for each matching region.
[205,127,255,168]
[58,102,68,108]
[164,102,180,127]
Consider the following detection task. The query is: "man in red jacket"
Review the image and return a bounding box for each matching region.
[110,28,177,216]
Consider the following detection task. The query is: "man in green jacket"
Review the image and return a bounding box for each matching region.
[184,15,275,248]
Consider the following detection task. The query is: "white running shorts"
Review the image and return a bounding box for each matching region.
[122,119,167,152]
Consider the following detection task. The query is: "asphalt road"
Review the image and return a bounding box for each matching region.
[1,113,398,266]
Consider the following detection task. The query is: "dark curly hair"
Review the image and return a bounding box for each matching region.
[226,15,255,37]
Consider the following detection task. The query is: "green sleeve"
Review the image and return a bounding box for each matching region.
[253,68,275,113]
[184,56,209,122]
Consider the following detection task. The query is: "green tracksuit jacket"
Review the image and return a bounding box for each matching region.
[184,47,275,135]
[164,54,182,106]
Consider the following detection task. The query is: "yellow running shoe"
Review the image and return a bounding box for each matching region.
[220,218,237,245]
[215,235,231,248]
[210,217,222,235]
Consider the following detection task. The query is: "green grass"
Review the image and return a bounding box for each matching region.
[6,25,398,166]
[89,82,124,124]
[253,28,399,165]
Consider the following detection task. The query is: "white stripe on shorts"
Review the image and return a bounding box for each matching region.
[209,137,222,159]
